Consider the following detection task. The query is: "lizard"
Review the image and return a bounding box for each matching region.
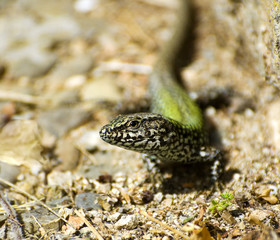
[99,0,222,182]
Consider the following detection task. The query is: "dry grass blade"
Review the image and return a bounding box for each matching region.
[0,90,44,105]
[96,61,152,75]
[0,177,73,228]
[138,0,178,9]
[74,209,104,240]
[139,209,190,240]
[75,144,97,165]
[0,191,24,240]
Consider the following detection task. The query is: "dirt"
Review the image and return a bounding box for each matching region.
[0,0,279,239]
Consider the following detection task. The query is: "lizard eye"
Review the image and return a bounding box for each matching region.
[128,120,140,128]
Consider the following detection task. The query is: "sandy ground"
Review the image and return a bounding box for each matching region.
[0,0,279,239]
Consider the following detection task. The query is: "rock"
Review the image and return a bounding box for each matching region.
[267,100,280,151]
[50,54,94,80]
[80,77,122,102]
[37,107,90,137]
[221,210,237,225]
[55,138,80,171]
[248,210,275,226]
[242,229,278,240]
[47,90,80,107]
[77,130,101,151]
[0,6,83,78]
[47,196,72,207]
[0,13,57,78]
[7,47,56,78]
[74,0,100,13]
[21,207,62,233]
[108,212,121,222]
[115,215,139,230]
[154,192,164,204]
[0,120,43,174]
[97,194,118,211]
[47,170,73,187]
[255,185,279,205]
[0,162,20,184]
[65,75,86,89]
[75,192,102,210]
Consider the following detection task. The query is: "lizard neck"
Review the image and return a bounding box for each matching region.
[148,0,203,129]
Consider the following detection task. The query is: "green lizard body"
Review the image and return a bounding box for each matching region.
[99,0,222,181]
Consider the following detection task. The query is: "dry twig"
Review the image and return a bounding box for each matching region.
[0,191,24,240]
[74,209,104,240]
[0,177,72,228]
[0,90,45,105]
[139,209,190,239]
[95,61,152,75]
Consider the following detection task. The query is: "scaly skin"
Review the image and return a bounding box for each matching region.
[99,0,222,181]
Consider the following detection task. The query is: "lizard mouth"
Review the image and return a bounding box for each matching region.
[99,125,112,142]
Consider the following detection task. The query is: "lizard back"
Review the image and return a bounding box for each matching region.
[148,0,203,129]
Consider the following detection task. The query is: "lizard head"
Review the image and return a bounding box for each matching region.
[99,113,178,154]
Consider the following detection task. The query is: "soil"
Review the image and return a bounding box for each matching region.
[0,0,279,239]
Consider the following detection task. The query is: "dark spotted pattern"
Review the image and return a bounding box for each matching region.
[100,113,221,166]
[99,0,222,181]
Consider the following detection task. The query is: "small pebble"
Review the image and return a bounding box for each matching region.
[108,212,121,222]
[154,192,164,203]
[78,130,101,151]
[115,215,138,230]
[75,192,102,210]
[221,210,237,225]
[47,170,73,187]
[248,210,274,225]
[65,74,86,89]
[37,107,90,137]
[74,0,99,12]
